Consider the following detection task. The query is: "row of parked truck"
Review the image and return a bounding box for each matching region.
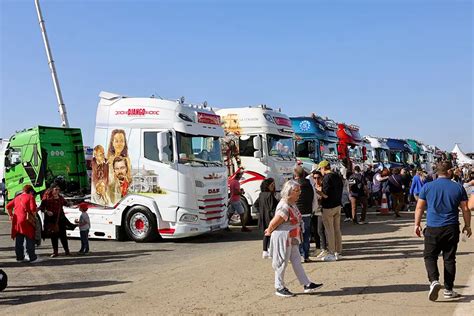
[1,91,444,242]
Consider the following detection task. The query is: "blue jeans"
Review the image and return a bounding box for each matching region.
[299,216,312,260]
[79,230,89,253]
[15,234,37,262]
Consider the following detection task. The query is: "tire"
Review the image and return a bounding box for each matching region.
[0,269,7,292]
[124,207,157,242]
[241,197,252,226]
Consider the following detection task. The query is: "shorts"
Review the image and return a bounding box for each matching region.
[228,201,245,215]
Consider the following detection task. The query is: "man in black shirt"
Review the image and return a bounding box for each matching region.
[294,166,314,262]
[319,160,343,261]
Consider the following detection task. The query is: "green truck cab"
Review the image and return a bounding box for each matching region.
[4,126,89,202]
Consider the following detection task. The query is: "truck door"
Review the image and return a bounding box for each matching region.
[138,130,178,222]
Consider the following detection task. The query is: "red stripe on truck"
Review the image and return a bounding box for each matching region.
[158,228,175,235]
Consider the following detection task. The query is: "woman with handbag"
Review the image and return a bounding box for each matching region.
[40,184,70,257]
[6,185,41,263]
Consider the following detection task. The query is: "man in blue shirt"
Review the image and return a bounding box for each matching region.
[414,161,471,301]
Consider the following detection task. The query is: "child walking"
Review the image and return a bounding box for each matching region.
[76,203,90,254]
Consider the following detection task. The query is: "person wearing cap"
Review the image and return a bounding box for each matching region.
[319,160,343,261]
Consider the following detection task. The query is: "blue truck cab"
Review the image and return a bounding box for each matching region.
[291,114,338,171]
[386,138,414,168]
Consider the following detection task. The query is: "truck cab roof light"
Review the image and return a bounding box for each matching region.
[263,113,274,123]
[178,113,194,122]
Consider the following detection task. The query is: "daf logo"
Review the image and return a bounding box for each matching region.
[208,188,220,194]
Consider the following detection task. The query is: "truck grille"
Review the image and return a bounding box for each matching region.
[197,194,226,222]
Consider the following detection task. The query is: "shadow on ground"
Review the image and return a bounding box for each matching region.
[335,235,473,261]
[317,283,468,297]
[1,248,173,268]
[174,226,262,244]
[0,280,130,305]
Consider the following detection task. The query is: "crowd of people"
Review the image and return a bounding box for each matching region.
[247,160,474,298]
[4,158,474,299]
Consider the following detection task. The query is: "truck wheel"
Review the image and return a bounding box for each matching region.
[124,207,157,242]
[241,197,252,225]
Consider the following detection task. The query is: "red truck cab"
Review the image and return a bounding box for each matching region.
[337,123,366,163]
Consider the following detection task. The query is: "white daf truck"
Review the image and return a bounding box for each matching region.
[217,105,296,222]
[363,136,390,168]
[64,91,228,241]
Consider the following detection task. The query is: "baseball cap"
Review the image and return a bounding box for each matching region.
[318,160,330,169]
[78,202,89,211]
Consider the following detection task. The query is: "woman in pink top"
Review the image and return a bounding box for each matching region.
[265,180,323,297]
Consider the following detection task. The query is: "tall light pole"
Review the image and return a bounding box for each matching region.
[34,0,70,128]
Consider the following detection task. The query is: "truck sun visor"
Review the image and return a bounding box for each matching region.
[273,117,292,127]
[197,112,221,125]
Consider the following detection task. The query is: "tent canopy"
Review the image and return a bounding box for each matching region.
[451,144,474,165]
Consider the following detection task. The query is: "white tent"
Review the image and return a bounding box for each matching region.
[451,144,474,165]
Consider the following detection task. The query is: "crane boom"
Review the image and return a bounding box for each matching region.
[34,0,70,128]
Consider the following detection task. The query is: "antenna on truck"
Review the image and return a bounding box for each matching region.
[34,0,70,128]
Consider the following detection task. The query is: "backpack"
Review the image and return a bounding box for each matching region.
[348,173,364,195]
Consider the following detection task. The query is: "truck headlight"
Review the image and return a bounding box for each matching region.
[180,214,198,223]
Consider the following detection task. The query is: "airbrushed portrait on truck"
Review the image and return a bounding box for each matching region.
[3,92,228,242]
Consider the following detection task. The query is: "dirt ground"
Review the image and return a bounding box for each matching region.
[0,210,473,315]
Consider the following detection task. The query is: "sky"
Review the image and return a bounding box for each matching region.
[1,0,472,152]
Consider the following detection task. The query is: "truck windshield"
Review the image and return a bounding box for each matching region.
[268,135,295,158]
[321,142,338,159]
[349,146,362,159]
[295,140,316,158]
[375,148,389,163]
[177,133,223,166]
[389,151,403,163]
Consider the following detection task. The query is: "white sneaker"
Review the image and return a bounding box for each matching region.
[343,218,352,222]
[322,254,337,262]
[335,253,342,261]
[316,249,328,259]
[429,281,441,301]
[29,257,43,264]
[262,250,270,259]
[443,290,460,299]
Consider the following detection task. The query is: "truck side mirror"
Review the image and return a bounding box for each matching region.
[252,136,262,151]
[253,151,262,159]
[157,131,170,163]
